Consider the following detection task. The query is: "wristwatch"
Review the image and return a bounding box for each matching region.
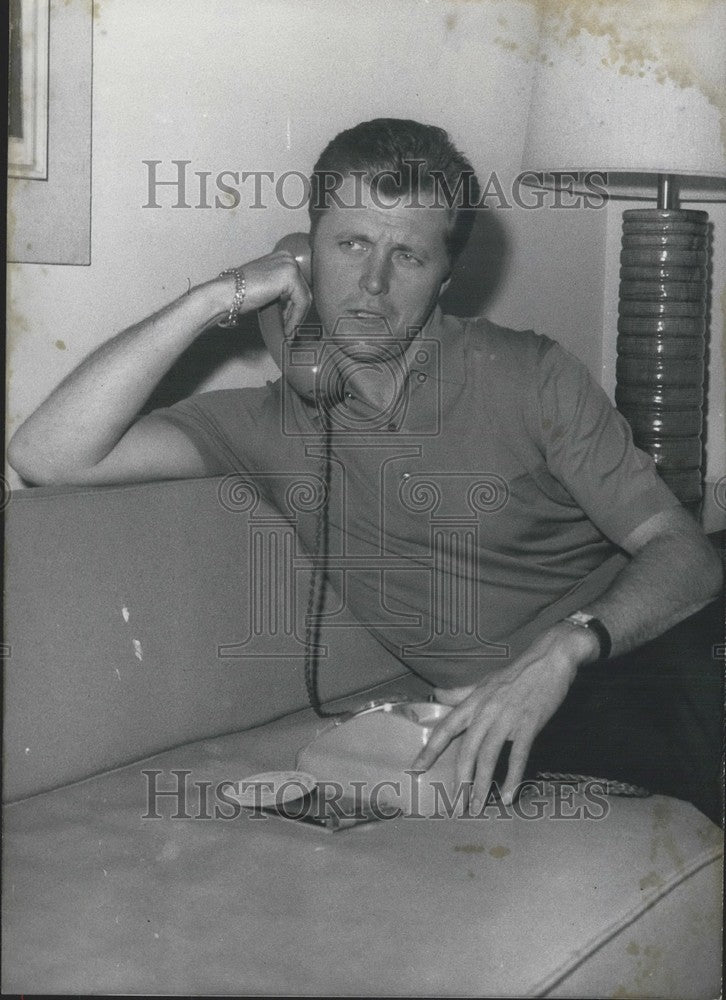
[562,611,612,660]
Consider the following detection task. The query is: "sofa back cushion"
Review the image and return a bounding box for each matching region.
[4,477,405,800]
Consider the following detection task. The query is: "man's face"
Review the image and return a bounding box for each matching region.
[311,177,452,357]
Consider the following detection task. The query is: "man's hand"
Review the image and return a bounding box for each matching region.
[232,248,312,338]
[412,623,599,808]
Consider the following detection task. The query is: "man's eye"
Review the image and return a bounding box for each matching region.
[340,240,365,251]
[397,251,422,266]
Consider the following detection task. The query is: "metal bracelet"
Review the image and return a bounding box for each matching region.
[217,266,246,327]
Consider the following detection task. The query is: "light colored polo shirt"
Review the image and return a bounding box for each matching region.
[154,307,680,686]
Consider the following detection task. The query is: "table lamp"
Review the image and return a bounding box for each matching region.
[520,0,726,510]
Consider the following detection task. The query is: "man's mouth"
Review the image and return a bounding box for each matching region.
[346,308,386,319]
[342,309,395,335]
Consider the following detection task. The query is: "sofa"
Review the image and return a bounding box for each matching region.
[3,476,723,997]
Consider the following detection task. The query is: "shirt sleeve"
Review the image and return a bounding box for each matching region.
[534,339,682,546]
[148,389,264,476]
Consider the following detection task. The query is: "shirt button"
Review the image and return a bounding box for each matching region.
[417,372,427,383]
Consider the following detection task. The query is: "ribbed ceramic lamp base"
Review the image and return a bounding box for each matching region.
[614,208,708,507]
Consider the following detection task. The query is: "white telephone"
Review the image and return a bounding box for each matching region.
[295,699,464,819]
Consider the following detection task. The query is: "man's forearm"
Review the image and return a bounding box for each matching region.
[7,277,232,483]
[420,511,722,804]
[583,517,722,660]
[8,246,312,485]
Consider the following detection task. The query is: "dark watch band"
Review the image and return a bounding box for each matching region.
[562,612,612,660]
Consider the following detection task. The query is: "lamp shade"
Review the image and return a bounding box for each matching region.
[521,0,726,197]
[520,1,726,508]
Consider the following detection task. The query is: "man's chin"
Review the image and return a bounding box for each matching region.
[327,313,402,339]
[329,341,411,370]
[324,324,411,356]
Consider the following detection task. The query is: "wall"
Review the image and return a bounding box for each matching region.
[6,0,608,488]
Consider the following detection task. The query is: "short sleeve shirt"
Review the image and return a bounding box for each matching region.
[152,308,680,686]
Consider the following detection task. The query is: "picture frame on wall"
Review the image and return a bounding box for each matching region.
[7,0,92,266]
[8,0,50,181]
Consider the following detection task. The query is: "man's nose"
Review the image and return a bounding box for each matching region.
[359,252,390,296]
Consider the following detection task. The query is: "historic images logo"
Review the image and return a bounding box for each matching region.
[141,769,612,823]
[141,161,609,212]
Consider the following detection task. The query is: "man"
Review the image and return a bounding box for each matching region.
[8,119,721,816]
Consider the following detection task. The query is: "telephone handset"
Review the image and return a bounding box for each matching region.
[259,231,404,409]
[257,231,320,403]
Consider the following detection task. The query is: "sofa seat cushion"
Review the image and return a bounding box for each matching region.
[3,684,722,998]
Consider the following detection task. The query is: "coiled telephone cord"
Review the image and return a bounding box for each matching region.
[303,408,339,717]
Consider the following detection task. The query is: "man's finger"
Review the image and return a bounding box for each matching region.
[411,707,468,770]
[454,704,498,790]
[500,733,535,806]
[283,287,311,338]
[468,722,510,808]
